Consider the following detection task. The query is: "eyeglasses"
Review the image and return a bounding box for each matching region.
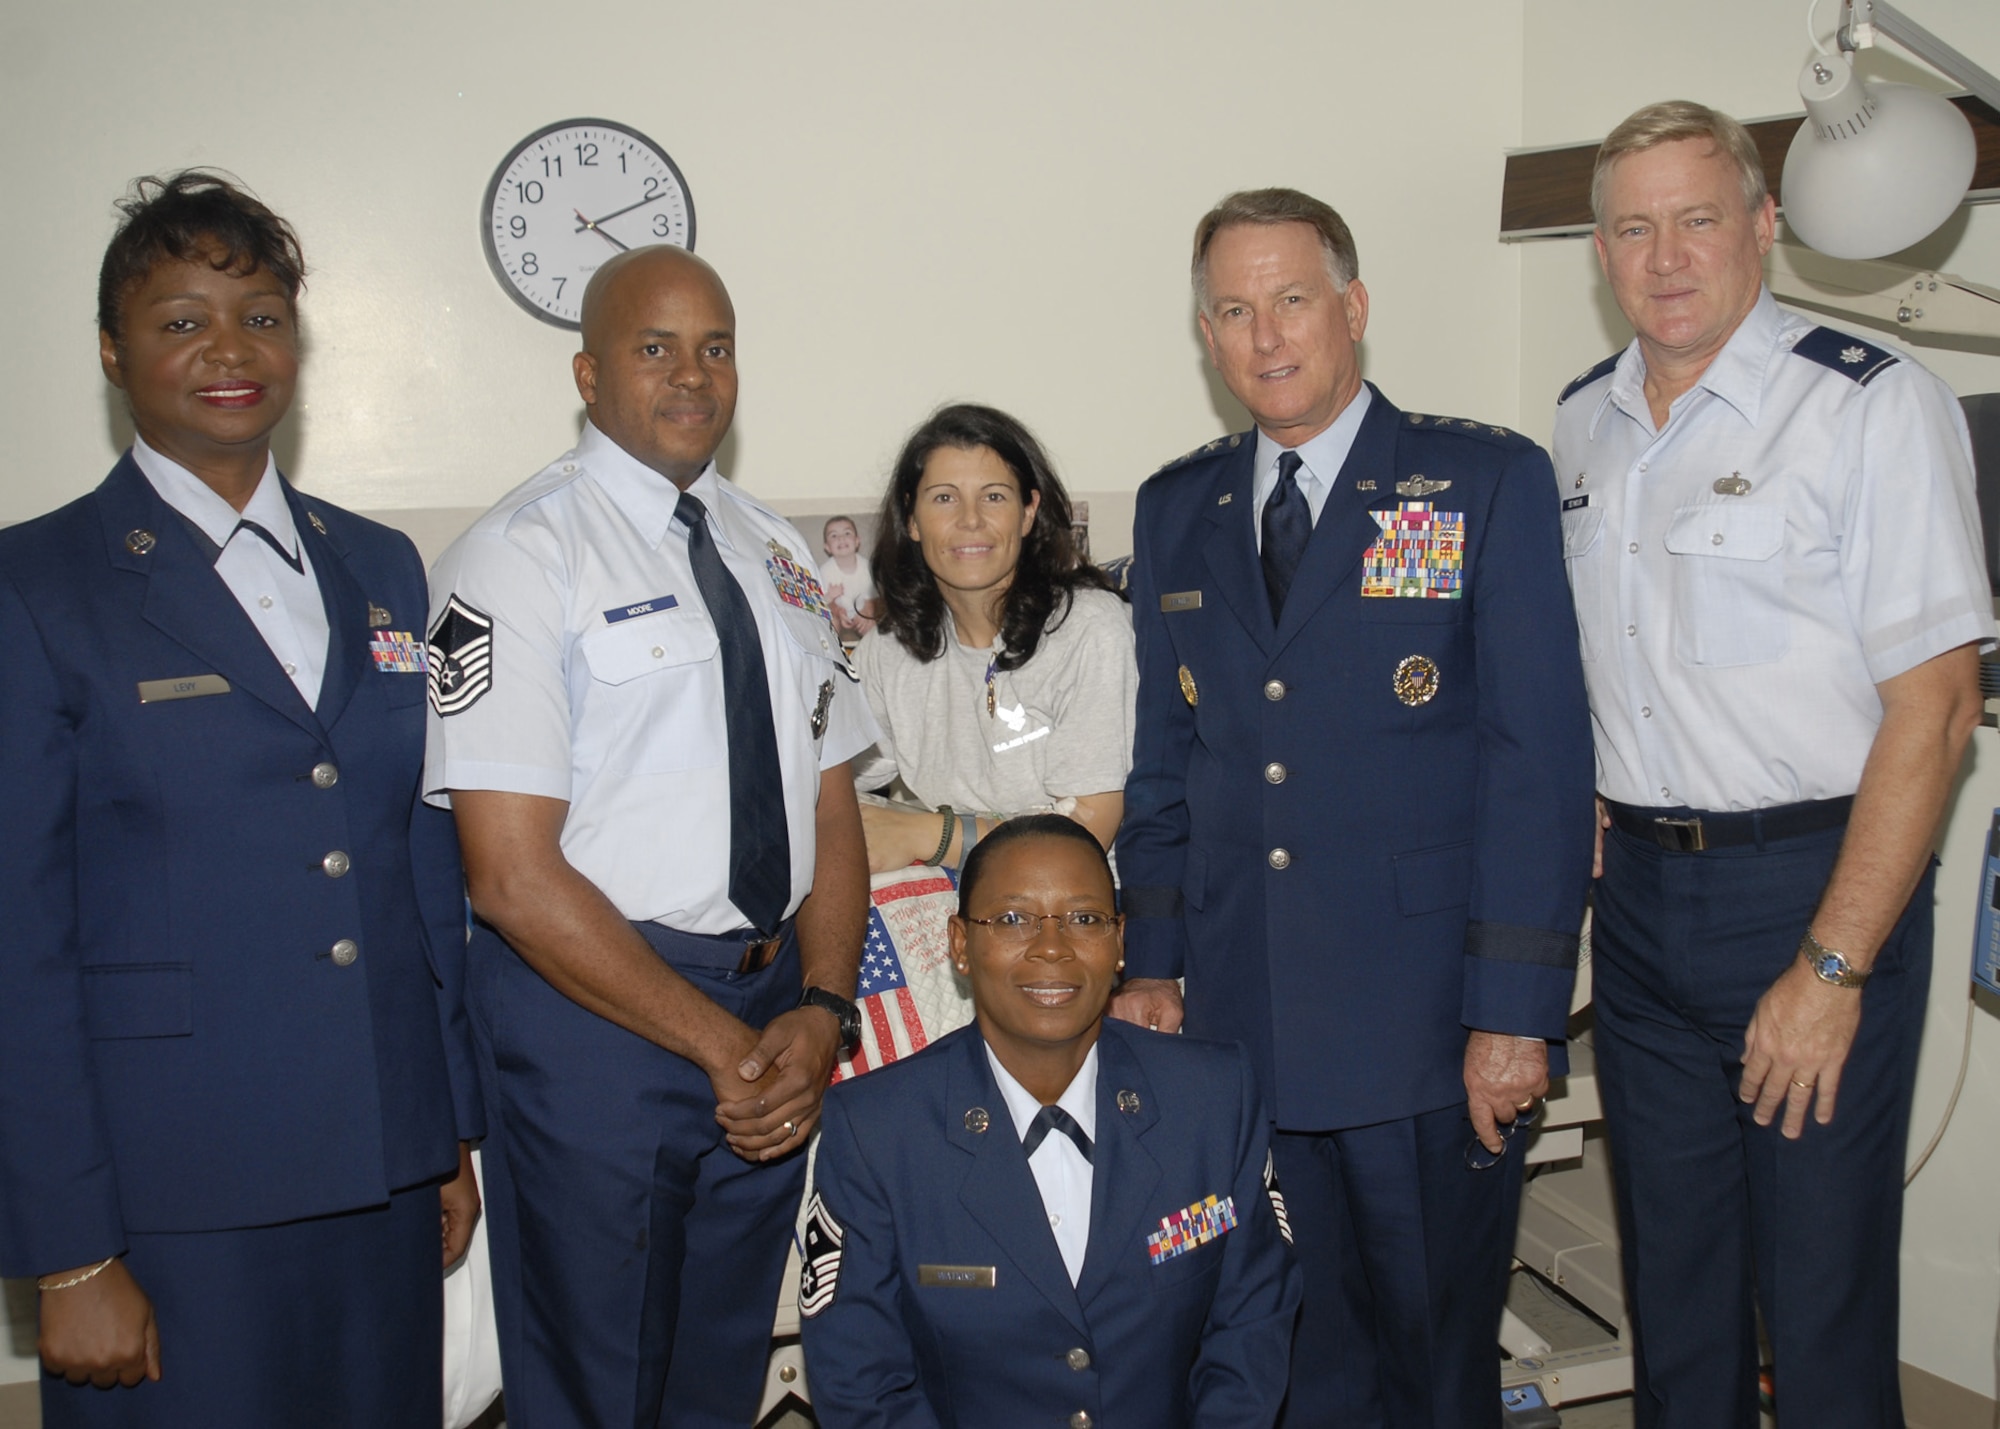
[960,910,1122,943]
[1464,1102,1540,1171]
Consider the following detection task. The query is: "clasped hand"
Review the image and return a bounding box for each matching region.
[711,1006,844,1161]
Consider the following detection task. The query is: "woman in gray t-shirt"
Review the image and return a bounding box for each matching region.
[852,404,1137,876]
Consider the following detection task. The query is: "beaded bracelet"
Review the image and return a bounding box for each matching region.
[37,1256,117,1292]
[923,805,956,866]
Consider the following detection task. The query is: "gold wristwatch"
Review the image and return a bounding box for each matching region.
[1801,927,1869,988]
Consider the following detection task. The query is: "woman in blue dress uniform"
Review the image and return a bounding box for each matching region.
[801,815,1300,1427]
[0,172,481,1427]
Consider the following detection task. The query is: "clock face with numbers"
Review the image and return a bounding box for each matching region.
[480,118,695,330]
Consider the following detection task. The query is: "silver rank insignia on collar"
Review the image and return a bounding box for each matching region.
[1397,475,1452,498]
[367,603,393,626]
[811,679,834,739]
[308,511,328,535]
[1355,480,1377,492]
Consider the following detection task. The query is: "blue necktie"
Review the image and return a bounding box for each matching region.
[1261,451,1310,619]
[675,492,792,936]
[1023,1104,1093,1163]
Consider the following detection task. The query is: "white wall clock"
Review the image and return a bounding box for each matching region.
[480,118,695,329]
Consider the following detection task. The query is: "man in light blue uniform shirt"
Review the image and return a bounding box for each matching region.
[1553,101,1992,1429]
[425,245,876,1428]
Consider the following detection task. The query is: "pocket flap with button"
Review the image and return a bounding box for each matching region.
[578,613,719,685]
[776,605,847,667]
[1561,505,1604,559]
[1663,504,1784,561]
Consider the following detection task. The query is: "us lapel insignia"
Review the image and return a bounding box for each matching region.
[1713,473,1752,496]
[1117,1089,1141,1114]
[1147,1194,1238,1265]
[1216,492,1233,506]
[1393,654,1441,706]
[125,529,156,555]
[1354,480,1377,492]
[367,603,393,627]
[307,511,328,536]
[1178,665,1198,708]
[1396,475,1452,498]
[964,1107,990,1134]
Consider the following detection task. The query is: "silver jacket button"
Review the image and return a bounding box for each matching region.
[1263,679,1286,701]
[311,762,339,789]
[1070,1414,1093,1429]
[322,850,352,878]
[1267,848,1292,870]
[330,939,359,967]
[1066,1347,1091,1371]
[1263,762,1286,784]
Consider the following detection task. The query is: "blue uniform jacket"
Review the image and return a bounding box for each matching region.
[0,456,481,1277]
[1117,387,1594,1130]
[800,1019,1300,1429]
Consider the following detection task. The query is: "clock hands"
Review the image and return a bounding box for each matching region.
[574,210,630,253]
[576,190,669,231]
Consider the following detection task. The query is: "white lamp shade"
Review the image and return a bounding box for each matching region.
[1781,51,1977,260]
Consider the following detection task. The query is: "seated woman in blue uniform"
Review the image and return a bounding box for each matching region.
[800,814,1301,1428]
[0,172,481,1427]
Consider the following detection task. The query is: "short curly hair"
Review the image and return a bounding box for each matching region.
[98,170,306,343]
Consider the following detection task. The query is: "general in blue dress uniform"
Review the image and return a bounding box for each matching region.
[0,172,480,1428]
[1114,189,1594,1428]
[802,816,1301,1428]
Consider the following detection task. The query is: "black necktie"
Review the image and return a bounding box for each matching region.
[1022,1104,1093,1164]
[674,492,792,935]
[1261,451,1310,620]
[232,519,304,573]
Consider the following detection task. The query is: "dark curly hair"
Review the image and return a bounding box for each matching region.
[871,404,1117,673]
[98,170,306,344]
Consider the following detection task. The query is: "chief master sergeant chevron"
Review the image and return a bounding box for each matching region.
[1552,102,1992,1429]
[422,244,876,1429]
[1111,187,1595,1427]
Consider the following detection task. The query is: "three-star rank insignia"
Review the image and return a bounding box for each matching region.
[427,595,493,716]
[1178,665,1198,707]
[1393,654,1441,707]
[799,1191,844,1318]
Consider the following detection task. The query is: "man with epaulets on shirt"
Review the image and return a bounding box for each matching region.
[1552,101,1993,1429]
[423,245,875,1429]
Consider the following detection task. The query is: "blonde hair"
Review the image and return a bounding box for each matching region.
[1591,101,1768,229]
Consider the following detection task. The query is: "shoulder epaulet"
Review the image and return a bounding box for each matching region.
[1402,412,1529,446]
[1792,326,1900,386]
[1558,353,1621,405]
[1150,431,1248,478]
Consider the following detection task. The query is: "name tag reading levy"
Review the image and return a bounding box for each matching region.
[918,1264,996,1289]
[137,674,231,703]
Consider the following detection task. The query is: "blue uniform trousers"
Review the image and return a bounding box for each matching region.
[1593,820,1932,1429]
[1273,1102,1523,1429]
[40,1182,441,1429]
[470,920,806,1429]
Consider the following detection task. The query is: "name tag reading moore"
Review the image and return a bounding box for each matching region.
[138,674,231,703]
[918,1264,997,1289]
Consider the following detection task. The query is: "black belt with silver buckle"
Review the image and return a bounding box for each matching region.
[736,935,784,974]
[628,917,795,974]
[1604,796,1853,853]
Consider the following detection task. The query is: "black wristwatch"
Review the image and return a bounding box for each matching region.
[799,986,862,1052]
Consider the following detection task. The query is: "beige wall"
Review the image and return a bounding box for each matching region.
[0,0,1527,530]
[1520,0,2000,1404]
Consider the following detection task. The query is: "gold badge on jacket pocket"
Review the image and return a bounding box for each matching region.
[137,674,231,703]
[1178,665,1198,707]
[1393,655,1441,706]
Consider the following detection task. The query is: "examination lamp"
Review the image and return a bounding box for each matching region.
[1781,0,1999,260]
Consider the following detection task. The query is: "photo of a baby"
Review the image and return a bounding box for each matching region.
[820,515,879,642]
